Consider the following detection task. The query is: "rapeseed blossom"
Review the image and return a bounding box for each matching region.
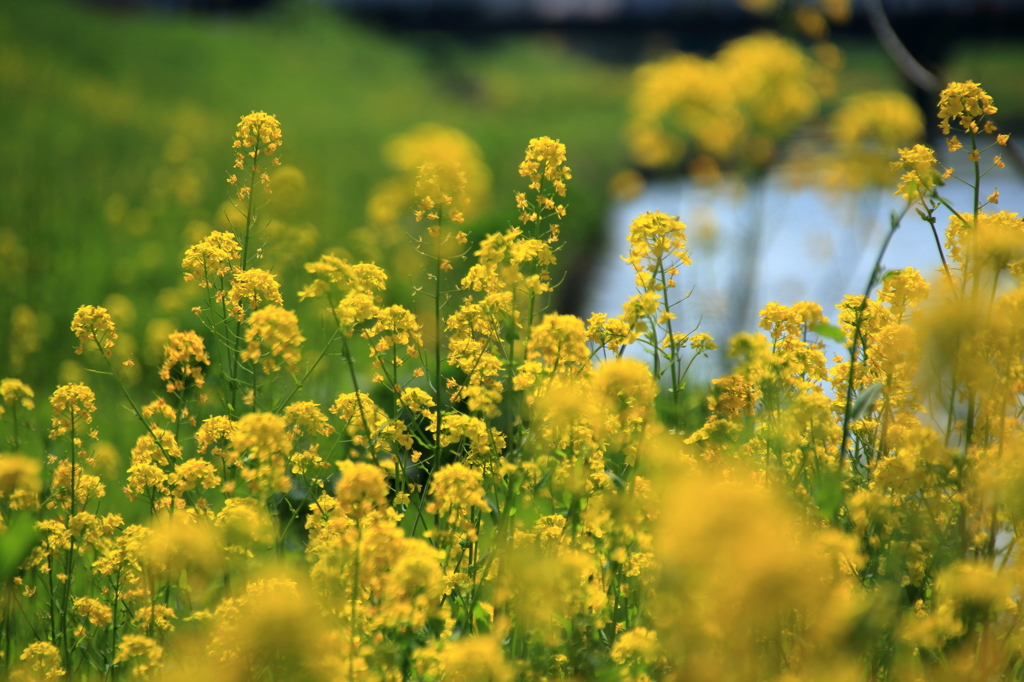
[10,90,1024,682]
[241,305,305,374]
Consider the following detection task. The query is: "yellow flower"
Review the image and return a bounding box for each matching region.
[181,231,241,288]
[227,268,284,320]
[232,111,283,200]
[231,412,293,495]
[195,415,237,462]
[71,305,117,357]
[299,255,387,330]
[523,313,591,379]
[16,641,65,680]
[113,635,164,678]
[0,454,42,498]
[159,330,210,393]
[168,458,221,495]
[626,32,821,171]
[892,144,938,201]
[623,211,691,286]
[130,427,182,467]
[610,627,662,665]
[48,383,97,440]
[0,378,35,411]
[440,413,506,462]
[365,304,423,358]
[334,459,388,520]
[413,160,469,223]
[586,312,636,354]
[519,136,572,198]
[427,462,490,541]
[215,497,275,550]
[284,400,334,438]
[330,391,392,450]
[831,90,924,153]
[937,80,997,134]
[369,123,491,228]
[241,305,305,374]
[438,636,513,682]
[878,267,930,317]
[73,597,113,627]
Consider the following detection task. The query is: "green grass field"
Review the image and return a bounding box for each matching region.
[2,0,1021,460]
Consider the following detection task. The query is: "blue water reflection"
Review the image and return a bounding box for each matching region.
[586,165,1024,380]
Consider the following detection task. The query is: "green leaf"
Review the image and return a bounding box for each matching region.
[0,513,39,581]
[813,470,844,521]
[812,323,846,343]
[604,469,626,490]
[178,569,191,593]
[851,383,885,422]
[473,601,493,627]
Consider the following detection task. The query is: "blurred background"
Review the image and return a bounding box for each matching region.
[2,0,1023,445]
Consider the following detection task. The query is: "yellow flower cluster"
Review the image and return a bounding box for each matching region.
[230,411,293,495]
[299,255,387,330]
[181,230,241,289]
[12,93,1024,682]
[158,330,210,393]
[241,305,305,374]
[892,143,939,202]
[229,110,283,201]
[623,211,691,283]
[937,79,998,135]
[414,160,469,225]
[227,267,284,320]
[48,383,97,440]
[820,90,925,189]
[0,378,35,425]
[71,304,118,357]
[368,123,492,231]
[627,32,824,171]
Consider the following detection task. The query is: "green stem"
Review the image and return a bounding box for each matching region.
[108,567,121,681]
[10,402,19,451]
[97,345,175,468]
[433,215,445,474]
[839,204,909,467]
[61,418,77,676]
[658,261,681,417]
[229,138,262,415]
[340,337,377,460]
[3,583,12,676]
[349,523,362,682]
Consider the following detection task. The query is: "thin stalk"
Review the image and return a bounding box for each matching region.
[340,337,377,460]
[10,402,19,450]
[433,215,444,475]
[229,137,262,415]
[410,215,447,539]
[108,566,122,682]
[3,584,12,676]
[61,418,77,676]
[349,523,362,682]
[920,199,954,284]
[48,556,56,646]
[97,350,175,469]
[839,205,909,467]
[658,261,681,414]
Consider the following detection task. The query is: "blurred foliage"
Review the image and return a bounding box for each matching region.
[3,0,1024,457]
[0,0,632,397]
